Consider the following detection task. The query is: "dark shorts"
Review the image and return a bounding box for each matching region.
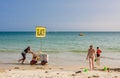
[97,54,100,57]
[21,52,26,59]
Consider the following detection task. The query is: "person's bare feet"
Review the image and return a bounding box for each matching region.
[18,60,21,62]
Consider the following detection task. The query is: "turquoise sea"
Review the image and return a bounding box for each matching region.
[0,32,120,53]
[0,32,120,66]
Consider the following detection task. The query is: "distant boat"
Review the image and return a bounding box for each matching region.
[79,33,85,36]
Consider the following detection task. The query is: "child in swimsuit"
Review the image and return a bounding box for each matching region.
[96,47,102,65]
[86,45,95,70]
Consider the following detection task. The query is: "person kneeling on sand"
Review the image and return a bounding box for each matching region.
[30,52,38,65]
[30,51,49,65]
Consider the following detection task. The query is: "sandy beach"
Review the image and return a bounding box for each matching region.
[0,52,120,78]
[0,63,120,78]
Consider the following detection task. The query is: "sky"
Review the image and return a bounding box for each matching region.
[0,0,120,31]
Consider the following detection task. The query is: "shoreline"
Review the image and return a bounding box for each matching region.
[0,52,120,67]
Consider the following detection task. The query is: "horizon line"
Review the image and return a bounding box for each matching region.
[0,30,120,32]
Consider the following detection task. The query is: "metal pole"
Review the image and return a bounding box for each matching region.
[40,38,42,51]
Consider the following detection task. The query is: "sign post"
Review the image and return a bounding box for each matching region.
[36,26,46,51]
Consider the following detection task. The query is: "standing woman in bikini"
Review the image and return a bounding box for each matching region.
[86,45,95,70]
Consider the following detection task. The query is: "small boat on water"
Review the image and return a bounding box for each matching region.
[79,33,85,36]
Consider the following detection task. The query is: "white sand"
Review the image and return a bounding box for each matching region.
[0,67,120,78]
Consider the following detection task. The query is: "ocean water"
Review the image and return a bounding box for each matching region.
[0,32,120,53]
[0,32,120,66]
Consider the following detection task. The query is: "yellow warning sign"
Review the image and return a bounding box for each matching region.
[36,26,46,38]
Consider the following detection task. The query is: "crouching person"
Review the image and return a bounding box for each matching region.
[30,52,38,65]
